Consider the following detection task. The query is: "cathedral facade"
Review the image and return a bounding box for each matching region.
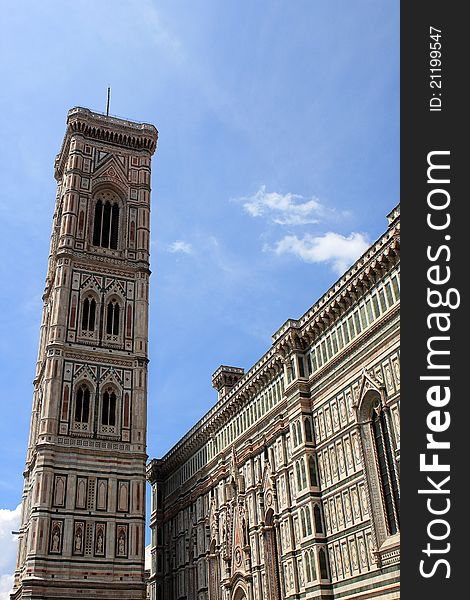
[12,108,158,600]
[147,207,400,600]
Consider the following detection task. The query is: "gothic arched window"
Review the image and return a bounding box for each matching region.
[93,199,119,249]
[304,418,313,442]
[372,407,400,535]
[357,383,400,554]
[308,456,318,487]
[319,548,329,580]
[75,385,90,423]
[305,551,312,582]
[106,300,120,336]
[102,389,117,426]
[314,505,323,534]
[81,296,97,331]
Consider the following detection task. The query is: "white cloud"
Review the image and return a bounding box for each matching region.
[0,575,14,600]
[238,185,324,225]
[273,231,369,274]
[0,505,21,600]
[167,240,193,254]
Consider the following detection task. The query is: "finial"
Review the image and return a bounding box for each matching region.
[106,86,111,116]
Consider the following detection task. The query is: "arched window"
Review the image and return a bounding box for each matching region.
[310,549,317,580]
[300,459,307,489]
[300,508,307,537]
[297,421,303,444]
[102,389,116,426]
[304,418,313,442]
[308,456,318,486]
[81,295,96,331]
[296,461,302,491]
[305,506,313,536]
[106,299,120,336]
[305,551,312,582]
[93,199,119,249]
[372,407,400,535]
[292,424,298,447]
[75,385,90,423]
[318,548,329,580]
[314,505,323,534]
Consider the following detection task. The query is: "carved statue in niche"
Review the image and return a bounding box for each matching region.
[50,521,62,553]
[117,527,127,556]
[74,523,83,553]
[96,526,105,555]
[52,530,60,552]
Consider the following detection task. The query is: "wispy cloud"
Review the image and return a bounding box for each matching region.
[237,185,324,226]
[272,231,369,274]
[0,505,21,600]
[167,240,193,255]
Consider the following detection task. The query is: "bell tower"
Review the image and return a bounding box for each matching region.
[11,107,158,600]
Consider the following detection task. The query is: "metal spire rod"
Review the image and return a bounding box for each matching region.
[106,86,111,116]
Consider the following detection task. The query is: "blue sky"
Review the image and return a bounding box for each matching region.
[0,0,399,590]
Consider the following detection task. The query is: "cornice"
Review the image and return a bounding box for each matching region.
[55,106,158,179]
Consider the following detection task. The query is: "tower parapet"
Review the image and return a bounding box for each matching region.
[212,365,245,400]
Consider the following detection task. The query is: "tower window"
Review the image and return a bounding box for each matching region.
[314,505,323,534]
[319,548,329,580]
[106,300,120,335]
[81,296,96,331]
[308,456,318,486]
[102,390,116,426]
[75,385,90,423]
[93,199,119,249]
